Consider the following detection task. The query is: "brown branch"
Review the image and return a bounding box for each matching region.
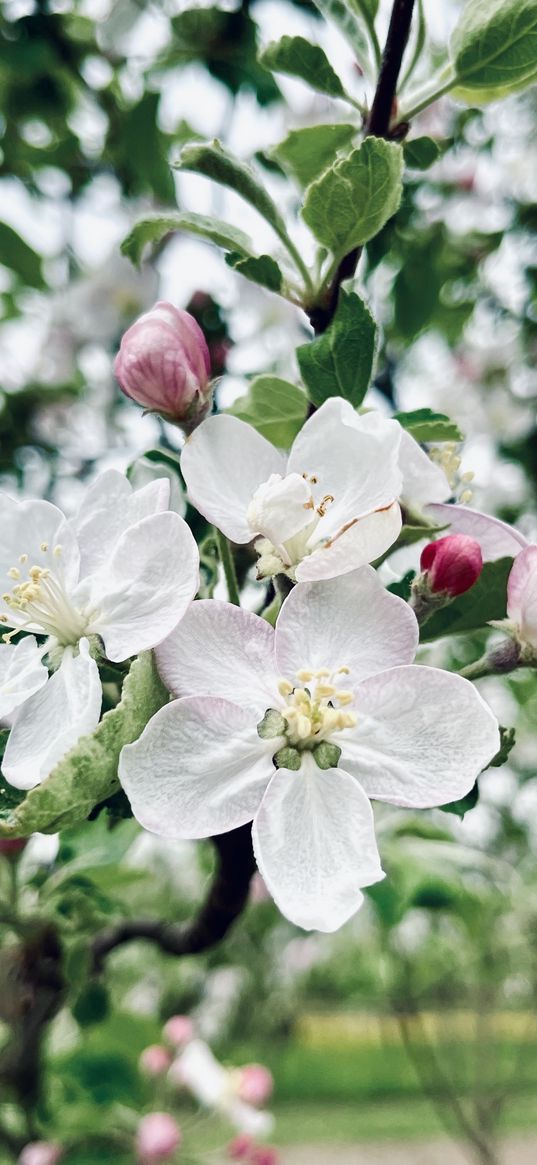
[91,823,256,972]
[309,0,415,335]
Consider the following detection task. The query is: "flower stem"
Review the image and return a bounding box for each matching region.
[216,529,241,606]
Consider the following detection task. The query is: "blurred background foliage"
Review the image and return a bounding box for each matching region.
[0,0,536,1163]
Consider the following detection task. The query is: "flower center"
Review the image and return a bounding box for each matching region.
[278,667,357,748]
[247,471,335,579]
[1,544,88,646]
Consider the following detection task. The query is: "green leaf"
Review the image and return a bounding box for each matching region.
[420,558,512,642]
[297,290,376,408]
[121,92,175,203]
[173,140,289,243]
[260,36,347,99]
[310,0,377,75]
[0,221,45,288]
[393,408,464,443]
[121,212,255,266]
[441,781,479,820]
[485,724,516,770]
[450,0,537,95]
[302,137,404,258]
[225,252,283,292]
[271,123,356,188]
[0,653,168,838]
[227,375,308,448]
[403,136,442,170]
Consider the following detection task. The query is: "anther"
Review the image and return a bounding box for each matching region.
[40,542,49,552]
[19,553,28,564]
[7,567,20,580]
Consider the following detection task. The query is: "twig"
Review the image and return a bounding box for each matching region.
[91,824,256,972]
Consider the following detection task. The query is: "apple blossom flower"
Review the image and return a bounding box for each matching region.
[237,1065,273,1107]
[504,545,537,660]
[139,1045,173,1077]
[18,1144,63,1165]
[163,1015,195,1048]
[0,469,198,790]
[120,568,499,932]
[168,1039,274,1138]
[181,399,404,582]
[420,535,483,597]
[114,301,212,432]
[136,1113,181,1163]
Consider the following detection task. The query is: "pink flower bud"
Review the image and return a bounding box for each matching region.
[420,534,483,597]
[228,1135,254,1160]
[163,1015,195,1048]
[139,1045,173,1077]
[18,1143,63,1165]
[136,1113,181,1163]
[237,1065,273,1107]
[114,301,212,432]
[250,1147,279,1165]
[0,837,27,858]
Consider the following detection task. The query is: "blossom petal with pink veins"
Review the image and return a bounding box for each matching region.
[252,756,383,932]
[181,415,285,542]
[507,544,537,649]
[0,496,80,626]
[295,502,402,581]
[425,503,528,562]
[0,637,48,719]
[119,696,276,838]
[397,429,451,509]
[342,665,500,808]
[276,567,418,683]
[2,639,101,790]
[73,469,170,575]
[288,399,402,542]
[85,511,199,661]
[156,600,278,715]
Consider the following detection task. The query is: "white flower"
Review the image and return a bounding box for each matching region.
[170,1039,274,1137]
[119,569,499,932]
[506,544,537,653]
[0,470,199,790]
[181,398,404,581]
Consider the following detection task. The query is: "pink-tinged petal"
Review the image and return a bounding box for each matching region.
[507,544,537,648]
[2,640,102,790]
[252,756,383,932]
[181,415,286,543]
[343,665,500,808]
[0,637,48,719]
[74,469,170,575]
[85,512,199,661]
[119,697,275,838]
[156,600,278,716]
[295,503,402,581]
[425,503,528,562]
[275,568,418,683]
[288,400,403,542]
[398,429,451,509]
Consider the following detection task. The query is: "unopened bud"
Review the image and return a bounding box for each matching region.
[18,1143,63,1165]
[136,1113,181,1163]
[163,1015,195,1048]
[250,1147,279,1165]
[420,534,483,597]
[114,301,212,433]
[237,1065,273,1107]
[139,1045,173,1077]
[0,837,27,859]
[228,1135,255,1160]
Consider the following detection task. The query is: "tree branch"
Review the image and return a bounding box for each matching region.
[91,823,256,973]
[310,0,415,335]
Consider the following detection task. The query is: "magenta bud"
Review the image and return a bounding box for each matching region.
[420,534,483,597]
[18,1143,63,1165]
[114,301,212,432]
[0,837,27,858]
[228,1135,255,1160]
[237,1064,273,1107]
[136,1113,182,1163]
[163,1015,194,1048]
[139,1045,173,1077]
[250,1148,279,1165]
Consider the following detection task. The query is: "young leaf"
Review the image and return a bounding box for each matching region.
[393,408,464,443]
[227,375,308,448]
[271,123,356,188]
[297,289,376,408]
[403,136,442,170]
[173,140,290,243]
[260,36,347,99]
[225,252,283,292]
[450,0,537,95]
[311,0,378,75]
[0,221,45,288]
[121,212,255,265]
[0,653,168,838]
[301,138,404,258]
[419,558,512,642]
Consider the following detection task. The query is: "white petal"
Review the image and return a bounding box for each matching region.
[175,1040,228,1106]
[156,600,278,716]
[343,665,500,808]
[119,696,275,838]
[85,512,199,661]
[248,473,314,551]
[74,469,170,575]
[397,429,451,510]
[275,567,418,683]
[507,544,537,648]
[288,400,403,543]
[0,495,79,626]
[3,640,102,790]
[181,415,286,542]
[425,503,529,562]
[0,637,48,719]
[295,502,402,581]
[252,756,383,932]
